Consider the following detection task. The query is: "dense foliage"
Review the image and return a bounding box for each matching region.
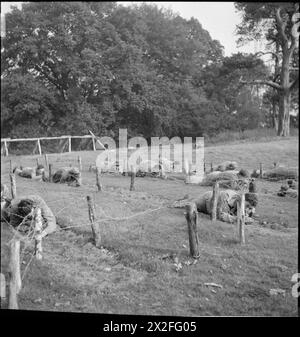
[2,1,289,140]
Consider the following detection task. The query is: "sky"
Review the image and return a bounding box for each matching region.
[1,1,256,56]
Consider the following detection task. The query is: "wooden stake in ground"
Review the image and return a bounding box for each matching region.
[4,140,9,157]
[185,203,200,259]
[237,193,246,245]
[210,162,213,173]
[48,163,52,182]
[10,173,16,199]
[96,167,102,191]
[34,207,43,260]
[210,181,219,221]
[259,163,263,178]
[130,166,136,191]
[44,154,49,168]
[0,273,6,300]
[68,137,72,153]
[37,139,42,155]
[86,196,101,248]
[78,156,82,171]
[8,239,21,309]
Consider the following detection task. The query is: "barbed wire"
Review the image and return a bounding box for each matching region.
[1,151,297,303]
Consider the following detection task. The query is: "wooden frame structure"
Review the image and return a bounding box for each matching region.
[1,131,105,156]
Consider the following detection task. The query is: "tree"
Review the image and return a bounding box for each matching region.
[201,53,268,133]
[235,2,299,136]
[1,2,224,140]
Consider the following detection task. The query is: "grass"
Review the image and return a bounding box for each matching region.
[0,136,298,316]
[205,128,299,146]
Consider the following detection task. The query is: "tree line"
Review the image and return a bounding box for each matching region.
[1,2,299,141]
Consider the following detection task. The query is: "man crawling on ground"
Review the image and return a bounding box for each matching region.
[1,195,57,240]
[52,167,81,187]
[194,190,258,224]
[13,164,45,181]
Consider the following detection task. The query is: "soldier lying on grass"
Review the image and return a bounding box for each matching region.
[194,190,258,224]
[173,190,258,224]
[13,165,45,181]
[1,195,57,240]
[52,167,81,187]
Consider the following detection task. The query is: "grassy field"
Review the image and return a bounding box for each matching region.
[1,137,298,316]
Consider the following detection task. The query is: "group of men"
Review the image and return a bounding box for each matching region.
[13,165,82,186]
[1,158,261,242]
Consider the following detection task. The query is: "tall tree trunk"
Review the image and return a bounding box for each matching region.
[277,47,291,137]
[277,90,291,136]
[271,97,278,131]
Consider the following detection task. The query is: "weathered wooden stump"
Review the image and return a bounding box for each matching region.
[48,164,53,182]
[8,239,21,309]
[44,154,49,168]
[86,196,101,248]
[78,156,82,171]
[130,166,136,191]
[210,181,219,221]
[10,173,16,199]
[259,163,263,178]
[96,167,102,191]
[34,207,43,260]
[237,193,245,245]
[185,203,200,259]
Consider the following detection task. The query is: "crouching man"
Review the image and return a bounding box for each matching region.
[2,195,57,239]
[13,165,45,181]
[195,190,258,224]
[52,167,81,187]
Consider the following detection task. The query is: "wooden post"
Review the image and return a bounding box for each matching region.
[189,162,192,175]
[0,273,6,300]
[68,137,71,153]
[210,181,219,221]
[96,167,102,191]
[4,140,9,156]
[48,164,52,182]
[123,159,127,176]
[44,154,49,168]
[37,139,42,155]
[34,207,43,260]
[237,193,246,245]
[130,166,136,191]
[185,203,200,259]
[8,239,21,309]
[259,163,263,178]
[78,156,82,171]
[210,162,213,172]
[10,173,16,199]
[86,196,101,248]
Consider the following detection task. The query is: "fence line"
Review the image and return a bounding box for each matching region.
[1,131,105,157]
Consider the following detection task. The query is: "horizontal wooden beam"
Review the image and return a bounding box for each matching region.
[1,135,93,143]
